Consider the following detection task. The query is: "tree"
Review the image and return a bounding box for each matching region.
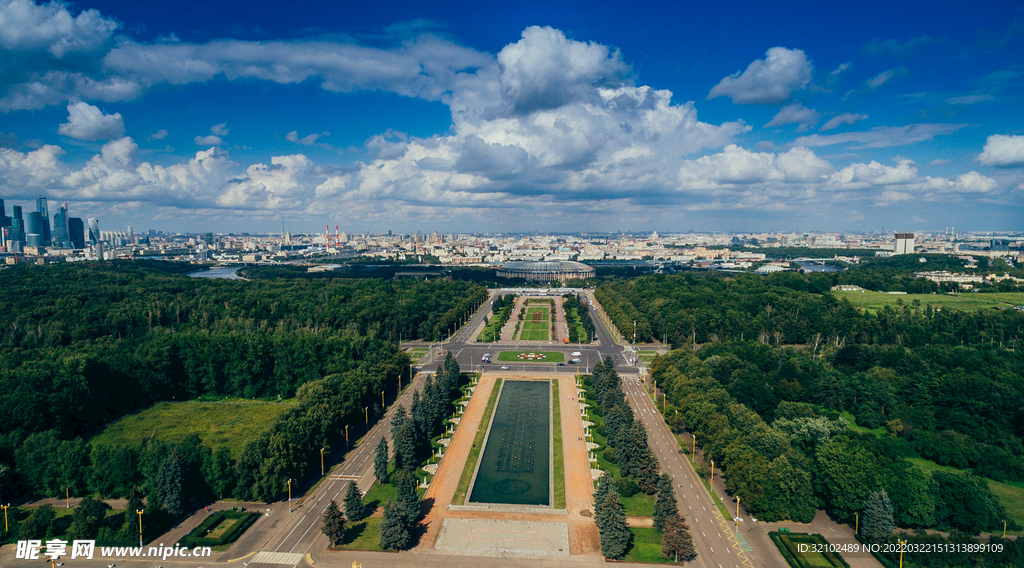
[596,488,631,560]
[378,501,411,550]
[861,491,895,541]
[154,449,184,517]
[68,496,112,540]
[19,504,56,539]
[343,481,365,522]
[661,514,696,562]
[932,471,1006,534]
[394,422,417,471]
[652,473,678,531]
[119,488,145,541]
[374,436,390,485]
[321,499,346,546]
[593,472,614,520]
[203,447,236,499]
[394,471,421,525]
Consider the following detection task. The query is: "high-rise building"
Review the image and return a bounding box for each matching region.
[88,218,100,244]
[26,211,45,247]
[0,199,9,228]
[894,233,915,255]
[36,196,50,245]
[52,203,70,247]
[68,217,85,249]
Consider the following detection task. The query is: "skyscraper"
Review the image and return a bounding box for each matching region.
[52,203,70,247]
[68,218,85,249]
[36,196,50,245]
[26,211,44,247]
[10,206,24,244]
[88,218,100,245]
[0,199,9,228]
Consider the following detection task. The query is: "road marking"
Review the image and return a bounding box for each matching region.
[250,551,304,565]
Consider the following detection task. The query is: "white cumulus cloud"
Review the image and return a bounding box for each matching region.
[978,134,1024,166]
[57,101,124,140]
[708,47,812,105]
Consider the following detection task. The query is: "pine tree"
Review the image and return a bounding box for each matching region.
[343,481,365,522]
[661,514,696,562]
[394,422,418,471]
[593,472,614,524]
[374,436,390,485]
[861,490,895,541]
[394,471,421,525]
[378,501,411,550]
[390,406,409,441]
[634,445,660,495]
[155,449,184,517]
[652,473,678,531]
[410,390,426,439]
[596,489,632,560]
[321,499,346,546]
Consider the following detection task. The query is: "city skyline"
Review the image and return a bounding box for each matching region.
[0,0,1023,233]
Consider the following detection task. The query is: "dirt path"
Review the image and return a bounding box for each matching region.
[415,372,600,556]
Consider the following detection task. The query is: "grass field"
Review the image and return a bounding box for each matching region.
[833,290,1024,313]
[89,400,293,456]
[331,516,384,551]
[519,329,549,340]
[515,306,552,341]
[552,380,565,509]
[839,411,886,438]
[907,457,1024,534]
[770,532,848,568]
[453,378,503,505]
[497,350,565,362]
[623,527,677,564]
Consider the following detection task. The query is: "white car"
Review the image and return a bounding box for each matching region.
[501,365,509,370]
[571,358,581,363]
[571,351,581,357]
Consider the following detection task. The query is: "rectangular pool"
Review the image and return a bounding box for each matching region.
[469,380,551,506]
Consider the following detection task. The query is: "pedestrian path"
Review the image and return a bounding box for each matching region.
[249,550,304,565]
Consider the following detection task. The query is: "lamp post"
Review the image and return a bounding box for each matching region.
[2,503,10,534]
[320,447,325,476]
[710,460,715,486]
[364,406,368,424]
[136,509,143,547]
[66,485,70,509]
[691,435,696,463]
[735,495,741,529]
[345,425,349,444]
[381,390,385,408]
[898,540,906,568]
[855,512,859,534]
[288,479,293,513]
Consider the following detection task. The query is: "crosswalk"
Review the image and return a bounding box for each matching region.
[249,551,305,565]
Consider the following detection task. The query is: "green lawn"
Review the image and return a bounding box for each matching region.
[519,329,550,340]
[89,400,293,456]
[771,532,847,568]
[623,527,677,564]
[477,303,515,342]
[833,290,1024,313]
[552,380,565,509]
[497,351,565,362]
[331,517,384,551]
[453,378,503,505]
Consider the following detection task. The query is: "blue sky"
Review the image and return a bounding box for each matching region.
[1,0,1022,234]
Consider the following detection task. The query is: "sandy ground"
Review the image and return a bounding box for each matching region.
[416,372,600,556]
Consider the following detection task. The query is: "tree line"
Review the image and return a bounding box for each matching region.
[595,272,1024,347]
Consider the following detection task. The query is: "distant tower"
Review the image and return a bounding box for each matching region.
[88,218,101,245]
[0,198,9,228]
[68,218,85,249]
[52,203,70,247]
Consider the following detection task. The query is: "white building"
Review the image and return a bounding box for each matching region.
[895,233,915,255]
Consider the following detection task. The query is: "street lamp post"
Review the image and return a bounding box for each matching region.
[691,435,696,463]
[898,540,907,568]
[855,512,859,534]
[2,503,10,534]
[320,447,325,476]
[381,390,385,408]
[136,509,143,547]
[66,485,70,509]
[288,479,293,513]
[345,425,349,444]
[735,495,741,529]
[710,460,715,486]
[364,406,368,424]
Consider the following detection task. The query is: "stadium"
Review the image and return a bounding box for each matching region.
[496,260,595,283]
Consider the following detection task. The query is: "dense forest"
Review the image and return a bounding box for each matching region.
[0,262,487,524]
[596,272,1024,346]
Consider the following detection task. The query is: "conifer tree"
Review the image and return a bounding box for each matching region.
[661,514,696,562]
[596,488,631,560]
[861,490,895,541]
[652,473,678,531]
[154,450,184,517]
[343,481,365,522]
[373,436,390,485]
[394,422,417,471]
[394,471,421,525]
[593,472,614,523]
[379,501,411,550]
[321,499,346,546]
